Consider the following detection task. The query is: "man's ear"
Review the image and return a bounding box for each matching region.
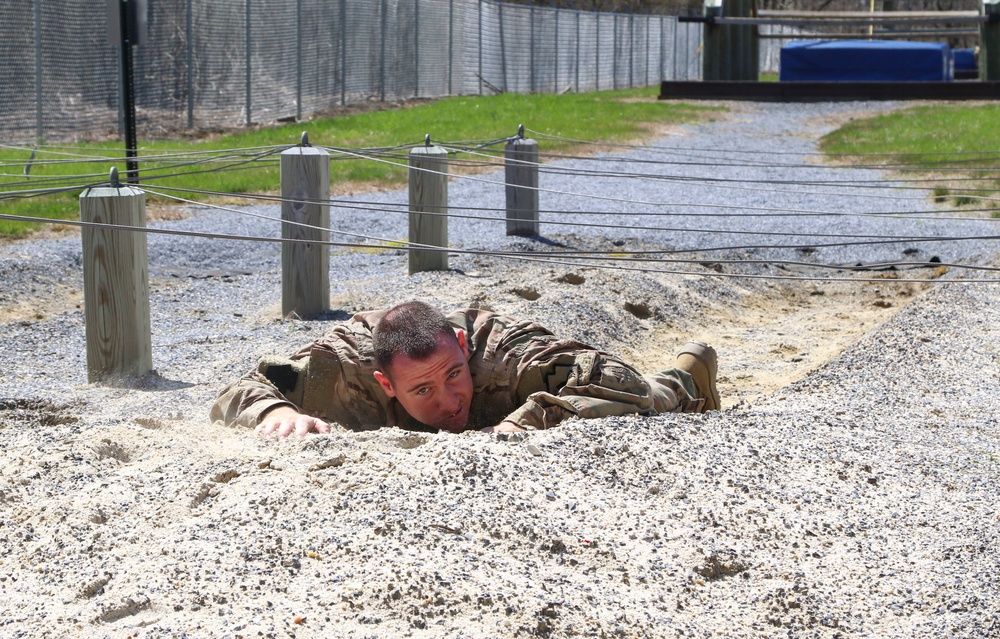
[455,328,470,358]
[373,370,396,398]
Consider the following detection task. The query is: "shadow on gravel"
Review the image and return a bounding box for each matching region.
[97,371,199,392]
[312,309,354,323]
[0,397,79,427]
[509,235,572,249]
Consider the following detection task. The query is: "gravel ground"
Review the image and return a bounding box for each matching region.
[0,101,998,638]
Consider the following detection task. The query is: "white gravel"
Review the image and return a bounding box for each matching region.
[0,100,998,638]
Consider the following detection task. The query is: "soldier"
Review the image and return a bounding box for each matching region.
[211,300,720,438]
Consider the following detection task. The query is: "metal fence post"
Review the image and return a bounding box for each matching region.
[245,0,251,127]
[554,9,559,93]
[660,15,665,83]
[611,13,618,90]
[415,0,421,97]
[671,18,689,80]
[529,6,535,93]
[595,14,599,91]
[186,0,194,128]
[296,0,302,120]
[478,0,483,95]
[380,0,387,101]
[673,18,679,81]
[575,11,580,93]
[34,0,43,142]
[116,0,140,183]
[448,0,454,95]
[499,3,508,92]
[628,14,633,88]
[340,0,346,105]
[645,15,650,85]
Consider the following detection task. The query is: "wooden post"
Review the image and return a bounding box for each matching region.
[408,140,449,275]
[281,135,330,319]
[80,171,152,382]
[703,0,758,81]
[504,127,539,236]
[982,1,1000,81]
[703,0,723,81]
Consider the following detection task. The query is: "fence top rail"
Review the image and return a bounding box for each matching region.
[756,10,982,20]
[717,15,989,27]
[757,29,979,38]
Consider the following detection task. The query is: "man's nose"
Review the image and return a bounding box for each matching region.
[439,387,461,412]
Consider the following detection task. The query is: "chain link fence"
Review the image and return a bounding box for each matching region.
[1,0,703,144]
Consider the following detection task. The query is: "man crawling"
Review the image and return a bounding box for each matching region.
[211,300,720,437]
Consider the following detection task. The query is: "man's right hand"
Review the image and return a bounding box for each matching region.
[481,420,525,433]
[255,406,331,439]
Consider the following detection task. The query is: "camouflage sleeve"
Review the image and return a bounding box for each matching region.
[498,335,701,430]
[209,345,314,429]
[209,310,386,429]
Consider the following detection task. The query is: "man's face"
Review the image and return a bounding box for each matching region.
[373,330,474,433]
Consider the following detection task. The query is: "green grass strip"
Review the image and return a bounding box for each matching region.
[820,103,1000,216]
[0,88,713,238]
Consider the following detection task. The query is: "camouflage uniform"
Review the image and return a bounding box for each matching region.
[211,308,704,432]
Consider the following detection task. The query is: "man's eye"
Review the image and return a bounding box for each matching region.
[416,388,430,396]
[448,370,460,379]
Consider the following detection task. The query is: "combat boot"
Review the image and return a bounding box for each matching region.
[674,341,720,412]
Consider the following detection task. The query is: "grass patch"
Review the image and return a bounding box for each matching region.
[1,88,714,238]
[820,104,1000,215]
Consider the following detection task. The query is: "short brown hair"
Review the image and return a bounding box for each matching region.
[373,301,457,373]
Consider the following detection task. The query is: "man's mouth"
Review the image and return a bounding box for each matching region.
[438,405,467,432]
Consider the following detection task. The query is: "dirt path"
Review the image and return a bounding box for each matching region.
[698,275,931,407]
[584,270,935,410]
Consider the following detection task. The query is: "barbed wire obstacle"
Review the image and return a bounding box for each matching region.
[1,130,998,287]
[6,135,1000,200]
[2,208,996,286]
[5,126,1000,380]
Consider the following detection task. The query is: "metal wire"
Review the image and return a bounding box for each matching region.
[143,184,1000,242]
[142,186,1000,271]
[313,143,1000,221]
[525,128,1000,161]
[440,144,1000,208]
[5,208,995,285]
[3,129,998,289]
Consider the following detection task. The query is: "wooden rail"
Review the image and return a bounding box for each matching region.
[716,15,988,27]
[758,30,979,39]
[660,81,1000,102]
[756,10,980,20]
